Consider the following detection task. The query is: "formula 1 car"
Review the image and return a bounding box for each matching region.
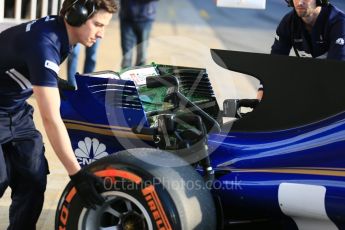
[55,50,345,230]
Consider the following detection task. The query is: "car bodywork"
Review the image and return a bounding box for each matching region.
[60,50,345,229]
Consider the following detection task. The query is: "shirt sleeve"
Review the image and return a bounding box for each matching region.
[271,13,293,55]
[327,18,345,61]
[26,34,60,87]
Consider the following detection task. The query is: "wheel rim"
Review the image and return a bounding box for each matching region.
[78,191,154,230]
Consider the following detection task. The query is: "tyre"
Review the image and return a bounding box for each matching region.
[55,148,216,230]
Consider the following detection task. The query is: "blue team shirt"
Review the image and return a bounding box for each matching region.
[0,16,72,112]
[271,4,345,60]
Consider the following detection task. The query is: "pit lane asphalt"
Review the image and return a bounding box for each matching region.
[1,0,344,228]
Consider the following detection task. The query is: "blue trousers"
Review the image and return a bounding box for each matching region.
[0,104,48,230]
[120,19,153,69]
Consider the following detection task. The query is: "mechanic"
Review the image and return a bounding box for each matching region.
[272,0,345,58]
[0,0,118,229]
[257,0,345,99]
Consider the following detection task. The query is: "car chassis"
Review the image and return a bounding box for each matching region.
[55,50,345,230]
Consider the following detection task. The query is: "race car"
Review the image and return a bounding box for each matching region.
[55,49,345,230]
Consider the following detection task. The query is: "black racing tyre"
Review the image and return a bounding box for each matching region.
[55,148,216,230]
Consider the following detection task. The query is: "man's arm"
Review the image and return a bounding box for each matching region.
[32,85,80,175]
[271,13,293,55]
[33,85,105,208]
[327,19,345,61]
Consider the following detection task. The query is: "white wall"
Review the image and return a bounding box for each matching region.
[0,0,62,23]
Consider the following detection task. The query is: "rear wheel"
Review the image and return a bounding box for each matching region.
[55,148,216,230]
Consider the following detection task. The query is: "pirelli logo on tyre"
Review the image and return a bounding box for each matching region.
[57,169,173,230]
[58,187,77,230]
[142,185,172,230]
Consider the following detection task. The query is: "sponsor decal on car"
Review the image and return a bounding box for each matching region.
[74,137,109,166]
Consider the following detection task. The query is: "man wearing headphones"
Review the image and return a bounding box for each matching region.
[272,0,345,59]
[257,0,345,100]
[0,0,118,229]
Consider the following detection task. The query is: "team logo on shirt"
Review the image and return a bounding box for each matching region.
[45,60,60,74]
[294,38,303,43]
[335,38,345,46]
[275,34,280,41]
[74,137,109,166]
[297,50,312,58]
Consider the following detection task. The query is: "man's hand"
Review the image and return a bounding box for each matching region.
[69,170,105,209]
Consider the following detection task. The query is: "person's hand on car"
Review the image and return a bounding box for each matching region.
[69,170,105,209]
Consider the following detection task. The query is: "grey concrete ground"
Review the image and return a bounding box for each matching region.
[0,0,344,229]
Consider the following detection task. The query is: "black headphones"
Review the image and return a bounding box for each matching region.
[285,0,329,7]
[65,0,96,27]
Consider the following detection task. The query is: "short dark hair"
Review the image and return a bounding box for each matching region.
[60,0,118,17]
